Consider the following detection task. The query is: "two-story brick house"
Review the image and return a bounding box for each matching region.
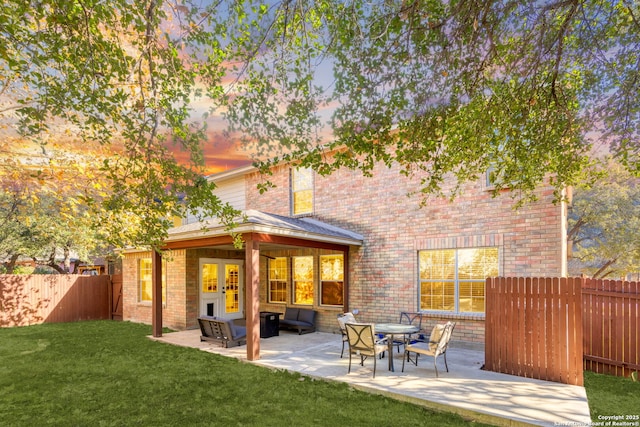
[121,157,568,355]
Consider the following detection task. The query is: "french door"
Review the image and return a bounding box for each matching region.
[199,258,244,320]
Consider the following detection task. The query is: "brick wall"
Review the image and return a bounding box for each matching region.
[122,157,566,344]
[123,248,245,330]
[246,159,567,343]
[122,250,189,331]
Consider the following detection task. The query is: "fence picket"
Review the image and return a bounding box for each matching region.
[593,279,604,373]
[570,278,583,385]
[507,277,516,375]
[0,275,111,327]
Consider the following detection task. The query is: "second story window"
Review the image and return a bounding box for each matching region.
[291,167,313,215]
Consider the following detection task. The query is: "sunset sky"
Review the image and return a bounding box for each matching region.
[172,86,256,176]
[0,15,337,179]
[184,82,337,177]
[169,127,253,177]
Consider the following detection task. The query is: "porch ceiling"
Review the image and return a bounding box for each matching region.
[165,210,364,249]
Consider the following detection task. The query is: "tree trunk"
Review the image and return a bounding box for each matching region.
[62,246,71,273]
[4,253,20,274]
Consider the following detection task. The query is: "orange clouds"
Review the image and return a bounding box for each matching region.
[166,128,252,176]
[200,125,253,175]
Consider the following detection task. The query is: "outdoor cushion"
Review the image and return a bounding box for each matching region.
[281,320,309,327]
[279,307,316,335]
[232,324,246,339]
[297,308,316,324]
[284,308,299,321]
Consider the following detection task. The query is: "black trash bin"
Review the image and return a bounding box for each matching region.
[260,312,280,338]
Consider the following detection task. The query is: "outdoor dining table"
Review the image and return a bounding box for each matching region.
[375,323,420,372]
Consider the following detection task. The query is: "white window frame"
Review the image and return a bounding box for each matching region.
[292,255,314,305]
[319,254,344,307]
[291,167,314,215]
[268,257,288,304]
[418,247,498,314]
[139,258,166,305]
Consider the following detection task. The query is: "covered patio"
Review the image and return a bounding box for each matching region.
[151,329,592,427]
[147,210,363,360]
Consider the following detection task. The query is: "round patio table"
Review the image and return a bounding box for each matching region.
[375,323,419,372]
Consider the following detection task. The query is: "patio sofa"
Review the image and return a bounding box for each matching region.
[278,307,317,335]
[197,316,247,348]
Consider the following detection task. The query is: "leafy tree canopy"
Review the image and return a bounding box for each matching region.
[0,144,110,272]
[1,0,639,254]
[568,159,640,279]
[1,0,243,251]
[223,0,639,203]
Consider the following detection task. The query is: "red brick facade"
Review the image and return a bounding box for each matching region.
[245,162,567,343]
[123,248,245,331]
[122,159,567,344]
[122,250,191,330]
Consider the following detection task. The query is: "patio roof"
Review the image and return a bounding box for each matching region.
[150,210,364,360]
[166,209,364,248]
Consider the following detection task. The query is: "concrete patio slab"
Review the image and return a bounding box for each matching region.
[150,330,591,427]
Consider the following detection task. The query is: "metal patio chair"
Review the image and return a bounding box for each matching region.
[402,321,456,377]
[390,311,425,354]
[345,323,387,378]
[337,312,357,358]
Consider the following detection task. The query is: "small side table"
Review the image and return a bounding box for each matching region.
[260,312,281,338]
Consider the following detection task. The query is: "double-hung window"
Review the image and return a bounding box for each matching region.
[139,258,166,304]
[291,167,313,215]
[268,257,288,303]
[320,254,343,306]
[419,247,498,314]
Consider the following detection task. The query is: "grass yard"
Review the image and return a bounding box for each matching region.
[583,370,640,423]
[0,320,492,427]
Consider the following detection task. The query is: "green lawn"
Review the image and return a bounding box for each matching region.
[2,321,637,426]
[0,321,491,426]
[583,370,640,423]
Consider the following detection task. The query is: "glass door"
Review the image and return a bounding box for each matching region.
[199,258,244,320]
[225,264,240,315]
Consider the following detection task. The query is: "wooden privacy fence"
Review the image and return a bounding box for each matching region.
[485,277,584,386]
[111,273,123,321]
[486,277,640,386]
[0,274,111,327]
[583,279,639,377]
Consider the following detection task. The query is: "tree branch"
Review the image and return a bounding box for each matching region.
[592,257,618,279]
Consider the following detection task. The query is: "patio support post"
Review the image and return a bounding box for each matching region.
[245,234,260,360]
[152,249,163,337]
